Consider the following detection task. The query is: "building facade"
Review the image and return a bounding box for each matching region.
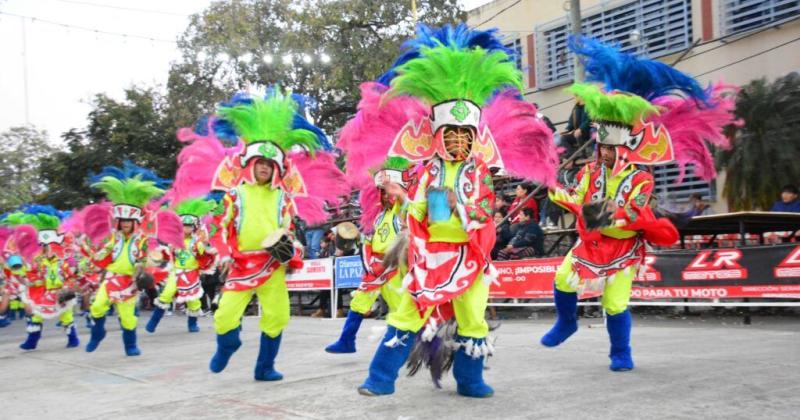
[467,0,800,212]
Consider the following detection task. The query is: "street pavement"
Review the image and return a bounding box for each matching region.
[0,312,798,419]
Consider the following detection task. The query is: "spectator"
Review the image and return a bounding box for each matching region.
[495,194,511,213]
[509,183,539,224]
[304,222,328,259]
[685,193,713,217]
[492,208,513,259]
[559,96,592,159]
[496,208,544,260]
[770,185,800,213]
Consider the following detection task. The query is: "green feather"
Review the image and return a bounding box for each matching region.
[1,212,28,227]
[174,198,216,218]
[218,91,320,152]
[389,45,523,106]
[566,83,658,125]
[0,212,59,230]
[382,156,411,171]
[91,175,164,207]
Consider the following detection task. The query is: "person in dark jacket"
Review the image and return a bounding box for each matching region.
[496,208,544,260]
[492,209,514,259]
[770,185,800,213]
[559,97,592,159]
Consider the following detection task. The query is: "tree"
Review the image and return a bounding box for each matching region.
[717,73,800,211]
[0,126,55,212]
[38,87,180,209]
[166,0,465,133]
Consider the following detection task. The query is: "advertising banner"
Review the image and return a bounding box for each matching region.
[285,258,333,290]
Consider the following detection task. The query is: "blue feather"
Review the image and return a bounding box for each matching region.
[89,161,172,189]
[206,191,226,202]
[21,204,67,220]
[569,36,708,103]
[378,23,514,85]
[292,113,332,151]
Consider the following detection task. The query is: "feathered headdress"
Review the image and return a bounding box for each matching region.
[10,205,67,245]
[91,166,166,222]
[378,23,514,85]
[365,25,557,185]
[174,198,217,227]
[217,88,330,177]
[173,89,348,226]
[568,36,737,179]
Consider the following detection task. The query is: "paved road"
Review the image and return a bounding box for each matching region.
[0,313,798,419]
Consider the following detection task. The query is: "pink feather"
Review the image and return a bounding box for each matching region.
[481,91,559,186]
[12,225,40,263]
[290,151,350,225]
[156,210,185,249]
[338,82,429,187]
[83,203,113,246]
[649,83,739,181]
[357,179,382,234]
[0,226,12,254]
[168,122,242,203]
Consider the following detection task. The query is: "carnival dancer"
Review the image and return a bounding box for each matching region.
[0,226,35,328]
[82,171,169,356]
[539,37,737,371]
[146,198,217,333]
[354,24,558,397]
[324,157,411,354]
[200,88,348,380]
[4,206,80,350]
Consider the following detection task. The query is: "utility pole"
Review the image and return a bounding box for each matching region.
[21,16,31,125]
[569,0,583,82]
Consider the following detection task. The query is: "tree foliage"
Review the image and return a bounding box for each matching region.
[166,0,465,133]
[717,72,800,210]
[38,87,179,209]
[0,126,54,212]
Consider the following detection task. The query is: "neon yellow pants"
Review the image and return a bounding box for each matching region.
[158,275,202,312]
[387,273,489,338]
[350,271,404,315]
[90,282,138,330]
[554,251,635,315]
[214,267,289,337]
[10,299,23,310]
[32,310,74,326]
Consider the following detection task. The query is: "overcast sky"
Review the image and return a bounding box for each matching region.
[0,0,492,144]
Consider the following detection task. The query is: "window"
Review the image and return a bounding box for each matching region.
[652,163,714,203]
[505,38,524,71]
[721,0,800,35]
[535,0,693,88]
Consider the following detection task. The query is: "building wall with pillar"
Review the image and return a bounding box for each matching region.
[467,0,800,211]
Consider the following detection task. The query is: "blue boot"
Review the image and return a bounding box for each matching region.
[8,309,17,321]
[209,328,242,373]
[85,313,94,329]
[187,316,199,333]
[0,313,10,328]
[254,333,283,381]
[20,320,42,350]
[122,328,141,356]
[540,288,578,347]
[325,311,363,354]
[85,316,107,353]
[145,306,165,333]
[452,336,494,398]
[607,310,634,371]
[17,308,26,320]
[65,323,80,348]
[358,326,415,396]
